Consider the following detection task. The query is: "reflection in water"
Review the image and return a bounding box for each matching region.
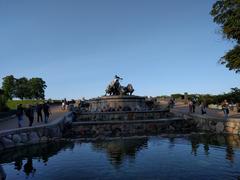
[0,141,74,178]
[14,159,22,171]
[0,165,6,180]
[189,134,240,163]
[92,138,148,167]
[0,134,240,179]
[23,158,36,177]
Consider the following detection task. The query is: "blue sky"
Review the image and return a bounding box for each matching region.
[0,0,239,99]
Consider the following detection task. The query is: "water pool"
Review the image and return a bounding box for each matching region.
[1,134,240,180]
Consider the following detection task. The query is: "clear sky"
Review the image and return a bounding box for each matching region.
[0,0,239,99]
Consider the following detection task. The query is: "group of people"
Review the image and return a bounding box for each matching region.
[61,99,69,110]
[188,98,197,113]
[16,102,51,128]
[188,98,230,119]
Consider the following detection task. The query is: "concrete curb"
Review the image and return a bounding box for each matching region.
[0,115,16,123]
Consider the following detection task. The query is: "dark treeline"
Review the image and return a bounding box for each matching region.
[1,75,47,100]
[0,75,47,112]
[171,87,240,105]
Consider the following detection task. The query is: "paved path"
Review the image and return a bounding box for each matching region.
[171,102,240,119]
[0,106,68,131]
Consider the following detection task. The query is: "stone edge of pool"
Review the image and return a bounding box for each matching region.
[0,111,240,152]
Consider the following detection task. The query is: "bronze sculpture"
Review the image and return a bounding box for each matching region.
[105,75,134,96]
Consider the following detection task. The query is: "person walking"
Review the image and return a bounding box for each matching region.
[222,99,229,119]
[36,103,43,122]
[192,98,197,113]
[43,102,51,123]
[200,102,207,115]
[168,98,175,109]
[61,101,65,110]
[16,104,24,128]
[188,99,193,113]
[25,105,34,127]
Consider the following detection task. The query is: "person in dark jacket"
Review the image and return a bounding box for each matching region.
[16,104,24,128]
[36,103,43,122]
[25,105,34,127]
[43,102,51,123]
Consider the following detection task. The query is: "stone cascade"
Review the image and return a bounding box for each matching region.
[70,118,196,139]
[77,110,172,121]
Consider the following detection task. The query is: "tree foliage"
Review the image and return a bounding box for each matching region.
[1,75,47,100]
[2,75,15,99]
[211,0,240,73]
[28,78,47,99]
[172,87,240,105]
[15,77,30,100]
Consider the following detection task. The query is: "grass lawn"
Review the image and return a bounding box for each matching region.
[7,100,44,110]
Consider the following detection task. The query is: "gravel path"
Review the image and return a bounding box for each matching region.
[0,106,68,131]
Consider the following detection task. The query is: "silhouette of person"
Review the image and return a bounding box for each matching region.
[23,158,36,177]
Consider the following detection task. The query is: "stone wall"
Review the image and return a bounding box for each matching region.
[1,110,239,152]
[173,111,240,135]
[89,95,146,112]
[0,112,72,151]
[72,112,240,139]
[77,110,172,121]
[70,118,196,139]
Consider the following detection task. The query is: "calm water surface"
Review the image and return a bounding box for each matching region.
[1,134,240,180]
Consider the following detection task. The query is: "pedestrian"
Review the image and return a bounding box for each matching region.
[36,103,43,122]
[222,99,229,119]
[16,104,24,128]
[188,99,193,113]
[192,98,197,113]
[61,101,65,110]
[168,98,175,109]
[25,105,34,127]
[43,102,51,123]
[66,101,69,110]
[200,102,207,115]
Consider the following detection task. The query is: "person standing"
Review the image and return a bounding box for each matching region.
[25,105,34,127]
[16,104,24,128]
[36,103,43,122]
[43,102,51,123]
[222,99,229,119]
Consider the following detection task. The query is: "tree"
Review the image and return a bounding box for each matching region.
[2,75,16,99]
[15,77,29,100]
[28,78,47,99]
[211,0,240,73]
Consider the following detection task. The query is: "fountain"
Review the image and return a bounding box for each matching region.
[88,75,147,112]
